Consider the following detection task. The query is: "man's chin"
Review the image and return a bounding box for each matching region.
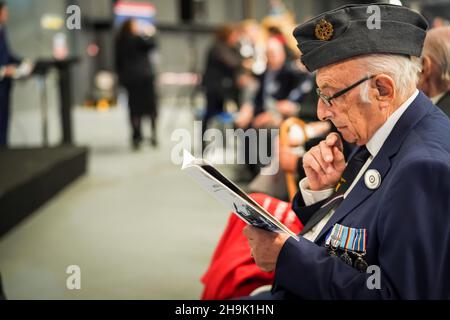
[339,129,357,144]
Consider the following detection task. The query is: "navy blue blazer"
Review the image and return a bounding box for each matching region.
[0,26,21,94]
[273,91,450,299]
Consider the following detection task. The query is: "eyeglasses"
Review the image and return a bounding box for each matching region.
[316,75,375,107]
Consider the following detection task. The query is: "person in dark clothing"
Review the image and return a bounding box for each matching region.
[418,26,450,117]
[0,1,21,148]
[0,273,5,300]
[115,19,158,149]
[236,37,310,180]
[202,24,242,139]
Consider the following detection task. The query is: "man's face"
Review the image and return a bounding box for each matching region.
[266,38,286,71]
[0,6,8,24]
[316,60,386,146]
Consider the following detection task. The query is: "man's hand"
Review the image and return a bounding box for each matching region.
[252,111,281,128]
[243,225,290,272]
[303,132,346,191]
[235,103,254,129]
[3,65,17,77]
[276,100,298,117]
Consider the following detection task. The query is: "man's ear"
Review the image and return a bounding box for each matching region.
[374,75,395,101]
[421,55,432,78]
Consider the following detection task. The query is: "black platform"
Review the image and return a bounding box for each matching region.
[0,146,88,238]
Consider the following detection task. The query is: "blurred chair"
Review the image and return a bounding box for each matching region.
[279,117,309,200]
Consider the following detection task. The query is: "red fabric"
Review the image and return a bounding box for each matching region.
[200,193,303,300]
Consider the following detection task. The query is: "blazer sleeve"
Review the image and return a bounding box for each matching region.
[291,188,327,226]
[275,158,450,299]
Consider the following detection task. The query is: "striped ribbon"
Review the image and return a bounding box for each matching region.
[325,223,366,253]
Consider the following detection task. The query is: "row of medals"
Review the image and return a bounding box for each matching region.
[327,244,369,272]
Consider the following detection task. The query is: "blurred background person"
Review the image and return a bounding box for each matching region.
[0,273,5,299]
[201,23,242,141]
[0,1,21,148]
[235,36,310,181]
[418,26,450,117]
[251,36,299,128]
[115,18,158,150]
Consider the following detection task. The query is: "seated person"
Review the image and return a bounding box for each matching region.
[418,26,450,117]
[234,37,316,180]
[203,4,450,300]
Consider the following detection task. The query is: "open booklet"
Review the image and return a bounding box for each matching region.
[181,150,299,240]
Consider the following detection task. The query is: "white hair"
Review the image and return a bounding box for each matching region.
[357,54,421,103]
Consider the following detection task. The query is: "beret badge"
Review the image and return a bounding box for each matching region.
[315,18,334,41]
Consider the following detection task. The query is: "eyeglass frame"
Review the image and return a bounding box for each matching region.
[316,75,376,107]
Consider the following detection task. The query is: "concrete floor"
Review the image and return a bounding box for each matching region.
[0,99,233,299]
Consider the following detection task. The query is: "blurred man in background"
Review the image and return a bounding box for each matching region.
[0,1,22,148]
[418,26,450,117]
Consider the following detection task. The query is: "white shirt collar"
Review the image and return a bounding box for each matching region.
[366,89,419,157]
[431,91,446,104]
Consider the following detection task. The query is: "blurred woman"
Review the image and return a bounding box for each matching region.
[201,24,242,140]
[115,19,158,149]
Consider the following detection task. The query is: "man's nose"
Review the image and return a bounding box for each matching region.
[317,100,333,121]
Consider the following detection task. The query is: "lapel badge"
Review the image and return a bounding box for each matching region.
[315,18,334,41]
[364,169,381,190]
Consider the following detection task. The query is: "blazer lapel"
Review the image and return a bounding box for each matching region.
[314,91,432,242]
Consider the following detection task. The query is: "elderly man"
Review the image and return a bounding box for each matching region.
[418,26,450,117]
[243,3,450,299]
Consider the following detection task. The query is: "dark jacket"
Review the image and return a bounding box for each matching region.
[436,91,450,118]
[0,26,22,146]
[0,26,21,94]
[253,63,314,117]
[115,34,156,87]
[0,273,5,300]
[275,92,450,299]
[115,33,158,116]
[202,41,241,98]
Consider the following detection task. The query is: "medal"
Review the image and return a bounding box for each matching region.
[328,247,338,257]
[326,232,341,257]
[340,250,353,266]
[325,224,368,270]
[354,253,368,272]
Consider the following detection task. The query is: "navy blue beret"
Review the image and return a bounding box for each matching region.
[293,3,429,72]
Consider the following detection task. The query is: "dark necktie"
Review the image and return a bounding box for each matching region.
[299,146,371,235]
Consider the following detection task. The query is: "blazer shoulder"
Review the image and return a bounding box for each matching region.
[400,107,450,163]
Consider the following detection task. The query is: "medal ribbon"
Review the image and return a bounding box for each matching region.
[325,224,366,253]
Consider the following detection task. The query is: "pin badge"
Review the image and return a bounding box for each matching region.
[364,169,381,190]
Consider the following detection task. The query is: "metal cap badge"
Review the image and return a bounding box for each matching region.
[314,19,334,41]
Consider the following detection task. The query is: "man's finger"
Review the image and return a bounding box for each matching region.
[304,152,327,176]
[319,140,334,163]
[332,146,346,170]
[326,133,343,152]
[311,147,332,174]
